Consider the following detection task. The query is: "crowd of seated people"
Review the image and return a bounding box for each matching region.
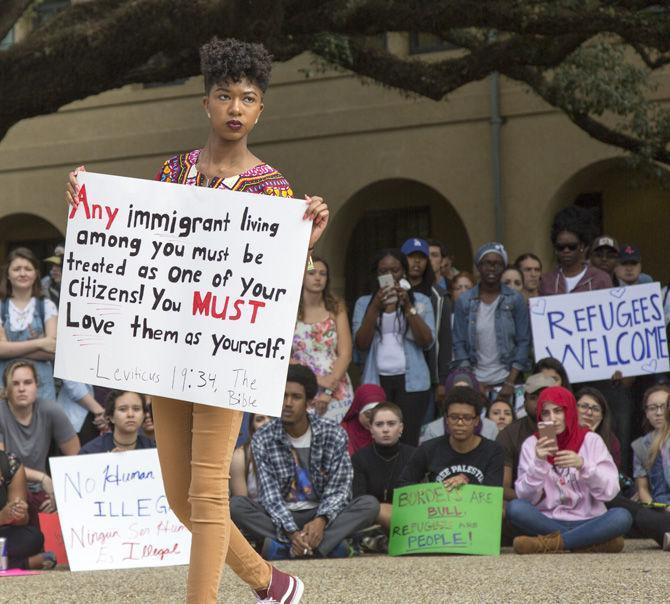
[6,201,670,570]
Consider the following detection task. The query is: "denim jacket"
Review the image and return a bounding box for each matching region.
[452,284,531,373]
[352,292,435,392]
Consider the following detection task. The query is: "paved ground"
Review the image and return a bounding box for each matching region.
[3,540,669,603]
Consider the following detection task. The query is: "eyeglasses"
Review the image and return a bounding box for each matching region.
[446,414,477,424]
[577,402,602,415]
[645,404,667,414]
[555,243,579,252]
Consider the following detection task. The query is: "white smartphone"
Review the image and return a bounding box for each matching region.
[377,273,397,304]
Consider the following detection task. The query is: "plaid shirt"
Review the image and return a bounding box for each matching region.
[251,412,352,537]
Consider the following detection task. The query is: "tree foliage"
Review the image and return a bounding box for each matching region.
[1,0,670,164]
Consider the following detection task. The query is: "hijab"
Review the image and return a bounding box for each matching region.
[535,386,590,464]
[342,384,386,455]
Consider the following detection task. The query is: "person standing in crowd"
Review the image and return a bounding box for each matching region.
[353,249,435,446]
[231,414,271,500]
[399,387,504,488]
[0,361,79,519]
[427,239,449,290]
[575,387,621,468]
[539,206,611,295]
[614,244,653,286]
[488,398,515,431]
[352,402,415,547]
[497,373,556,501]
[341,384,386,456]
[507,386,632,554]
[292,256,353,423]
[41,248,63,308]
[514,253,542,300]
[501,266,524,293]
[448,271,475,303]
[401,237,453,412]
[0,248,58,401]
[231,365,379,560]
[588,235,620,280]
[0,450,55,570]
[453,242,531,402]
[419,369,499,443]
[67,38,329,603]
[79,391,155,454]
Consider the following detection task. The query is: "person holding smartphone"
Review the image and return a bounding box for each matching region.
[452,242,530,402]
[506,386,632,554]
[352,249,434,446]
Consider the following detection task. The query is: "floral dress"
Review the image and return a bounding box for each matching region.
[291,316,353,423]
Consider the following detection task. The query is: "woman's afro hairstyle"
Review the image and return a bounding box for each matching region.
[200,37,272,94]
[550,205,599,247]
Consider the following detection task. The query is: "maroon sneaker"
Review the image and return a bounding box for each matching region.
[254,566,304,603]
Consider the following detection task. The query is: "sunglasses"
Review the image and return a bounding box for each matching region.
[555,243,579,252]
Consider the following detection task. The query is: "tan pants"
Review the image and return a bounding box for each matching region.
[152,396,271,603]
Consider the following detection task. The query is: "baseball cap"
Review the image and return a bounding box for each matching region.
[401,238,429,257]
[619,244,641,263]
[44,254,63,265]
[524,373,558,394]
[591,236,619,253]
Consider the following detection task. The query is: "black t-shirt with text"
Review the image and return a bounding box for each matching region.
[398,436,504,487]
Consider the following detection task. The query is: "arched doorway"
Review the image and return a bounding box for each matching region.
[326,179,472,311]
[0,213,63,270]
[549,160,670,284]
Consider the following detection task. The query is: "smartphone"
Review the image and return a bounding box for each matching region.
[377,273,397,304]
[643,501,669,510]
[537,421,558,449]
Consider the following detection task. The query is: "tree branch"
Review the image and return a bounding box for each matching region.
[0,0,308,141]
[506,65,670,164]
[0,0,34,42]
[311,32,588,100]
[296,0,670,51]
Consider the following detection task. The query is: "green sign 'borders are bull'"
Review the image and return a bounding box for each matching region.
[389,483,503,556]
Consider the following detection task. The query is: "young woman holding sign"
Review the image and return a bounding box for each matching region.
[66,38,328,604]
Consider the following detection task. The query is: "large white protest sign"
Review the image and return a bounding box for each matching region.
[50,449,190,571]
[54,172,311,415]
[530,283,669,383]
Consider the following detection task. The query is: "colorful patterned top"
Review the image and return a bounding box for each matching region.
[156,149,293,196]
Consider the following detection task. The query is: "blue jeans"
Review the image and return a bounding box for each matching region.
[506,499,633,550]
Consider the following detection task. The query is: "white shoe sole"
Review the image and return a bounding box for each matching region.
[291,577,304,603]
